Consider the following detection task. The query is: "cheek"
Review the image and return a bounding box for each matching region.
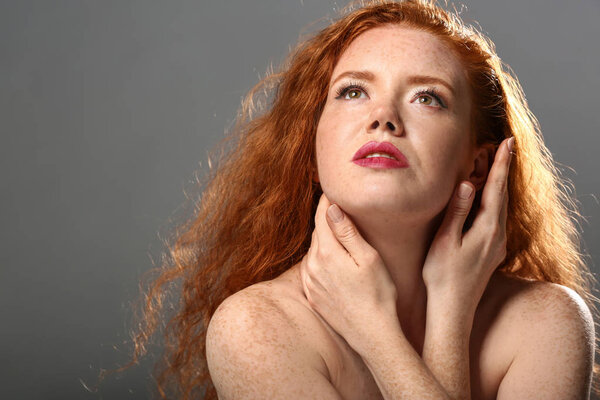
[315,136,356,207]
[315,136,345,191]
[315,116,349,178]
[419,131,469,193]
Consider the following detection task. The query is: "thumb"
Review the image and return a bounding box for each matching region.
[325,204,371,262]
[437,181,475,241]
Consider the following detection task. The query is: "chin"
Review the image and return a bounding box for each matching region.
[326,190,420,221]
[323,183,451,225]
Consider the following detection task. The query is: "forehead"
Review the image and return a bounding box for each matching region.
[332,25,467,91]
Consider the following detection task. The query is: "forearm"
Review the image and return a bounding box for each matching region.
[422,296,474,400]
[353,318,451,400]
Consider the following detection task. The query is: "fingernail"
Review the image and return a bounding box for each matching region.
[508,137,514,153]
[458,183,473,199]
[327,204,343,223]
[508,137,515,167]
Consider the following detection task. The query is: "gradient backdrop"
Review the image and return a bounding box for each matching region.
[2,0,599,398]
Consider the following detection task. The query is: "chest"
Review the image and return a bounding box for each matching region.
[270,267,519,399]
[323,309,513,400]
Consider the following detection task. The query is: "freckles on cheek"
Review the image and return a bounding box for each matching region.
[315,143,347,197]
[422,141,463,187]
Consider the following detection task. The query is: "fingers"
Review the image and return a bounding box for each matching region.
[311,194,358,274]
[313,193,346,254]
[436,181,475,243]
[477,137,513,226]
[324,202,374,266]
[500,179,508,227]
[313,193,373,266]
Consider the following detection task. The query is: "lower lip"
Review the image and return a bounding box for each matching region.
[353,157,409,169]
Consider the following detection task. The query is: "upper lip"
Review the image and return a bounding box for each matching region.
[352,141,408,163]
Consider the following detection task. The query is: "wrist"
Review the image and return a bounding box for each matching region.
[350,315,405,357]
[426,295,476,333]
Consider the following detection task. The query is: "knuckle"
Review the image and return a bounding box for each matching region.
[336,224,358,242]
[316,246,332,261]
[494,175,507,194]
[491,224,502,238]
[306,256,319,275]
[363,248,380,264]
[494,249,507,267]
[435,233,453,250]
[451,201,471,217]
[483,221,501,238]
[500,247,507,260]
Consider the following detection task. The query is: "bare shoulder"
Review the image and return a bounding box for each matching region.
[490,271,594,330]
[206,277,342,399]
[488,272,596,399]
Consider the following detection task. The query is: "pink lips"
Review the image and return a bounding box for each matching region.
[352,141,409,169]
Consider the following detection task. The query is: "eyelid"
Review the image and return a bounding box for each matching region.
[334,81,448,108]
[411,87,447,108]
[334,80,370,99]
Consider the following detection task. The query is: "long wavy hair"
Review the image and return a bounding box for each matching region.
[128,0,599,398]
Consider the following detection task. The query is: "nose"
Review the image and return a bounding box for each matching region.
[367,104,403,136]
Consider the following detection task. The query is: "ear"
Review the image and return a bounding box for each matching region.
[468,143,495,191]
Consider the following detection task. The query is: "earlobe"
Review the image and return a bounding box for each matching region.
[468,144,494,190]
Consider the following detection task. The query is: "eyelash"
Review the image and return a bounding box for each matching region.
[334,81,447,108]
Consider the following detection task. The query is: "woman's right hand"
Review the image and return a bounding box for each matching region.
[299,193,400,352]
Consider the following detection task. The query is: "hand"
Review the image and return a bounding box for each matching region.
[299,193,399,349]
[422,137,514,318]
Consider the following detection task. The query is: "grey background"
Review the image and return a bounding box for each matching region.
[1,0,599,398]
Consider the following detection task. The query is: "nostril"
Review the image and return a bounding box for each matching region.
[386,121,395,131]
[371,121,380,129]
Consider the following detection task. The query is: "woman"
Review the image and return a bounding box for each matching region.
[132,0,598,398]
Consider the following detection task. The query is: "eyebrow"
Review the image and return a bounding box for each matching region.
[407,75,456,96]
[331,70,376,86]
[331,70,456,96]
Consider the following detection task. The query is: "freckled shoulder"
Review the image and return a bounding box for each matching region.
[205,278,343,399]
[484,272,595,399]
[509,274,595,353]
[489,271,595,331]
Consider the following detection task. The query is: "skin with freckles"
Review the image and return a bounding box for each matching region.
[315,25,479,224]
[205,24,595,400]
[312,25,493,353]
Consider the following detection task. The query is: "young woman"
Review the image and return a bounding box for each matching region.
[132,1,598,398]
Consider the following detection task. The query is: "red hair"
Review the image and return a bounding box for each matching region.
[128,1,599,398]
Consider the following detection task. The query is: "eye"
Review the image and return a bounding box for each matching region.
[335,82,368,100]
[413,88,447,108]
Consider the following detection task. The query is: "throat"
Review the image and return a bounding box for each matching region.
[395,289,428,357]
[402,318,426,357]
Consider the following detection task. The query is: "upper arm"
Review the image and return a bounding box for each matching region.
[206,288,342,400]
[497,283,596,400]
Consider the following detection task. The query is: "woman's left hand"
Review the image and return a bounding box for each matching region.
[422,137,514,319]
[299,193,399,349]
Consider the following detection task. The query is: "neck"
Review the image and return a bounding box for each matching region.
[349,210,443,354]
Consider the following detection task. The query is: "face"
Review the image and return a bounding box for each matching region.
[315,25,478,223]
